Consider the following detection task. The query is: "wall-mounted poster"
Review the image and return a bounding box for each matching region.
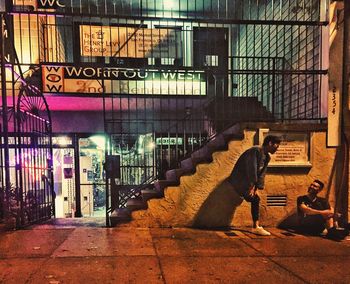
[80,25,181,58]
[260,129,311,167]
[63,154,73,165]
[63,168,73,179]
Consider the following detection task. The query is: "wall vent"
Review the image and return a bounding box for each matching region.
[267,195,287,207]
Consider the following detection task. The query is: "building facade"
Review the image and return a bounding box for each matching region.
[1,0,336,227]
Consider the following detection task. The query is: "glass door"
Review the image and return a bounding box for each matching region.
[79,135,106,217]
[53,146,76,218]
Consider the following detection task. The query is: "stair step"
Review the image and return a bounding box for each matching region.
[193,155,212,164]
[154,180,179,192]
[126,198,148,211]
[223,133,244,143]
[207,134,226,150]
[165,169,177,181]
[222,123,240,136]
[141,189,163,201]
[110,208,131,226]
[180,155,211,172]
[180,157,195,171]
[165,168,189,182]
[191,145,213,160]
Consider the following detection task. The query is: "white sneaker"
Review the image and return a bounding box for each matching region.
[252,226,271,236]
[320,228,328,236]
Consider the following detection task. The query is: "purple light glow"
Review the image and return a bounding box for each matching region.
[45,96,105,111]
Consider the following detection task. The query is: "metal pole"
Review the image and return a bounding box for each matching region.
[74,134,82,217]
[0,13,11,202]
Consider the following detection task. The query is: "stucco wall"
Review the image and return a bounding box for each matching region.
[130,129,339,228]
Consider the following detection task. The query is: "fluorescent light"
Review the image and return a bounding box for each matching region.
[89,135,106,150]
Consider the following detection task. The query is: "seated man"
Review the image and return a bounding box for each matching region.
[297,179,344,240]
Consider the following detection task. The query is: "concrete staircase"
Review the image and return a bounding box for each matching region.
[109,97,275,227]
[109,123,245,227]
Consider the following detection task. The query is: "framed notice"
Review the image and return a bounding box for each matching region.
[260,130,311,167]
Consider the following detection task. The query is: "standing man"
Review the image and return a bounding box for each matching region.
[227,135,281,236]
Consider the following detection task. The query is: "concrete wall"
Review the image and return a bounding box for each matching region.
[130,127,340,228]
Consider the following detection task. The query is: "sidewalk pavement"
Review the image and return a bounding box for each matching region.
[1,218,350,284]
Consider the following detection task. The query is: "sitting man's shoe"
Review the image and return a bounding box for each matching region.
[252,226,271,236]
[326,227,347,241]
[320,228,328,236]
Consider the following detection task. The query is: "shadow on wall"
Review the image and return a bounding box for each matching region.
[192,180,243,228]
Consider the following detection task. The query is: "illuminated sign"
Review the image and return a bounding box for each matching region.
[80,25,180,58]
[52,136,73,146]
[5,137,31,145]
[11,0,65,11]
[155,137,206,146]
[37,0,65,9]
[156,137,183,145]
[42,65,206,96]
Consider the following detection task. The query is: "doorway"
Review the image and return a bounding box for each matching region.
[52,135,106,218]
[79,135,106,217]
[53,146,75,218]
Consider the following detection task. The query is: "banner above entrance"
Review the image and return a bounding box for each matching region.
[42,65,206,96]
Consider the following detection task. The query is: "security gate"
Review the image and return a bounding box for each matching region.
[0,85,54,228]
[17,86,54,226]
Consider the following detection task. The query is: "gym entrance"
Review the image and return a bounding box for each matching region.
[52,134,106,218]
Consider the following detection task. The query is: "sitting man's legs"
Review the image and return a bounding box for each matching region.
[299,215,326,235]
[299,214,346,240]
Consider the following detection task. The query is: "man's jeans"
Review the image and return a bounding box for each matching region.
[242,193,260,222]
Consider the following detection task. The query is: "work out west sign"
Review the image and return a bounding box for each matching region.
[40,8,205,96]
[42,65,206,96]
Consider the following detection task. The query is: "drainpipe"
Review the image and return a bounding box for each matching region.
[342,0,350,223]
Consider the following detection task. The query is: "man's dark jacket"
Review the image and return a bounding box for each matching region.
[227,146,270,196]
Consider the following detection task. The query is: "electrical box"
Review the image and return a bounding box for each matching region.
[105,155,120,178]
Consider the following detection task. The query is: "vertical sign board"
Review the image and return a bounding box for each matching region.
[1,0,13,12]
[1,6,14,63]
[327,87,341,147]
[0,0,5,12]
